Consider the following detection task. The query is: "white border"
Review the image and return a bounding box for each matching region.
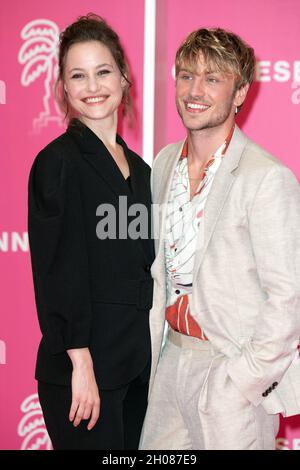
[142,0,156,166]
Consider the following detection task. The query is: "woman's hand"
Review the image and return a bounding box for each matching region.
[67,348,100,431]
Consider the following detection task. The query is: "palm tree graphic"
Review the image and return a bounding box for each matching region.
[18,394,52,450]
[18,19,63,132]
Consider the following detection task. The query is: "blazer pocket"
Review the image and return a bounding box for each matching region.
[91,277,153,310]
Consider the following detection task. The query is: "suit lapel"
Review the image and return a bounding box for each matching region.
[155,142,185,263]
[67,123,132,202]
[67,122,152,263]
[121,137,155,263]
[121,137,146,206]
[193,126,248,279]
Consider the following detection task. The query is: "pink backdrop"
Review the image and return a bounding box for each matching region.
[154,0,300,450]
[1,0,300,450]
[0,0,145,450]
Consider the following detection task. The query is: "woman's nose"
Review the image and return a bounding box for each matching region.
[86,75,99,93]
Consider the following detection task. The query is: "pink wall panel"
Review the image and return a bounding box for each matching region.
[0,0,144,450]
[154,0,300,450]
[155,0,300,178]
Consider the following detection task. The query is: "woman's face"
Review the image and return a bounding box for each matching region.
[63,40,126,125]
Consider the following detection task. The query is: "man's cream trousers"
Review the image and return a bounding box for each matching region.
[140,329,279,450]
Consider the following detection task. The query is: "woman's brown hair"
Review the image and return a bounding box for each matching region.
[55,13,132,122]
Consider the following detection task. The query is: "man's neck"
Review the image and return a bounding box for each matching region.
[187,121,235,166]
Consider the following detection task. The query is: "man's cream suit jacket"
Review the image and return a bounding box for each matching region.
[149,126,300,417]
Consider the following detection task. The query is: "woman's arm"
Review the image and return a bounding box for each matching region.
[28,141,93,353]
[28,141,99,428]
[67,348,100,430]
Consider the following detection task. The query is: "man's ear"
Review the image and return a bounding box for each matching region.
[234,83,250,108]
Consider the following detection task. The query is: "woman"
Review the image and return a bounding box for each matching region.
[28,14,154,450]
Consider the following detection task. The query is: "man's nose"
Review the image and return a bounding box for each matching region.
[189,76,205,98]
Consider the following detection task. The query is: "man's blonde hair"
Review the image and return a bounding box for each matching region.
[175,28,255,90]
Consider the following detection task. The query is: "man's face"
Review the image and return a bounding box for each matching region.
[176,54,245,132]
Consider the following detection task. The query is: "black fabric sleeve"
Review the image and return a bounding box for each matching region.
[28,142,92,355]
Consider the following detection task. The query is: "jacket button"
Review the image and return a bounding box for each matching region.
[272,382,278,389]
[262,392,268,397]
[175,289,180,295]
[144,265,151,272]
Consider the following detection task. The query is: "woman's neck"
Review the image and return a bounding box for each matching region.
[80,113,118,149]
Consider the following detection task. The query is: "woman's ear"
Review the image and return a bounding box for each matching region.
[121,75,127,88]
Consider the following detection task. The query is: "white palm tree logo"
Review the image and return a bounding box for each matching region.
[18,19,63,132]
[18,393,52,450]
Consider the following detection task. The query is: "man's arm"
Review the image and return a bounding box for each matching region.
[227,164,300,406]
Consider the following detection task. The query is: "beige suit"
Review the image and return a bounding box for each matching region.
[141,126,300,449]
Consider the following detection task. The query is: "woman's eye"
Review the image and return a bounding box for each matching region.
[98,69,111,76]
[71,73,84,79]
[207,77,218,83]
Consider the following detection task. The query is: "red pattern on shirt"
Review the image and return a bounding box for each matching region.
[166,295,208,339]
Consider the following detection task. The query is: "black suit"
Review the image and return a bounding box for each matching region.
[28,121,154,449]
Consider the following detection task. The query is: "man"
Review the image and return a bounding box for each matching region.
[140,28,300,450]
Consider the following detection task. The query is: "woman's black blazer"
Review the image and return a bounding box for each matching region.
[28,122,154,389]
